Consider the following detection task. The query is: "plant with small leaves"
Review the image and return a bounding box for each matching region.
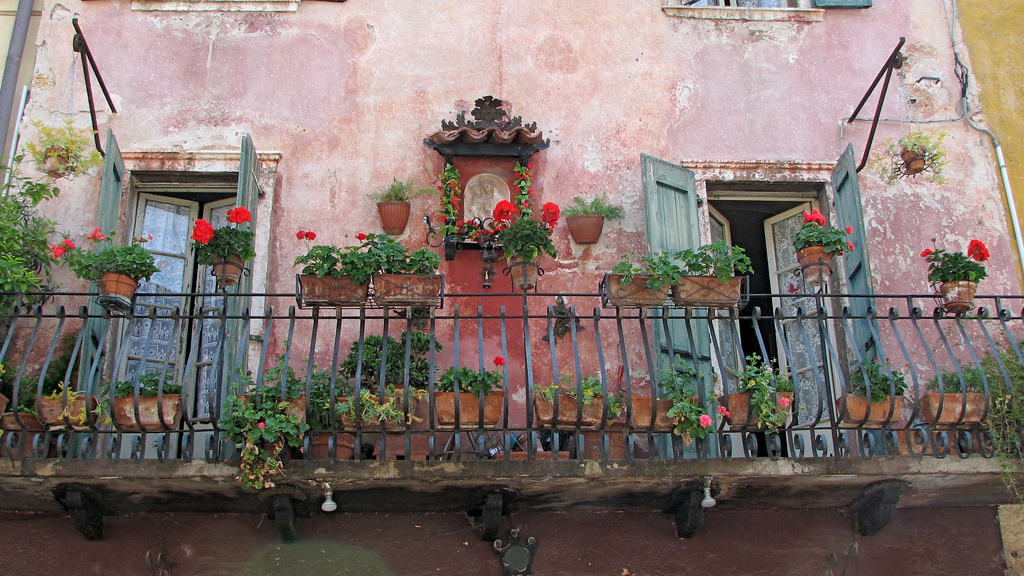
[921,239,989,284]
[55,228,159,282]
[438,357,506,398]
[612,251,684,291]
[340,331,441,391]
[849,357,907,403]
[677,241,753,283]
[793,209,855,256]
[657,358,713,442]
[25,119,102,179]
[368,179,433,202]
[737,354,792,431]
[562,195,624,219]
[870,130,948,184]
[220,390,309,490]
[337,388,425,426]
[191,207,256,265]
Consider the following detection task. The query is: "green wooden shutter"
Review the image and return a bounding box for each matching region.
[641,154,708,372]
[832,143,877,359]
[813,0,871,7]
[221,134,260,391]
[80,130,123,392]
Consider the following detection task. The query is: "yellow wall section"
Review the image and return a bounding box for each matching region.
[956,1,1024,278]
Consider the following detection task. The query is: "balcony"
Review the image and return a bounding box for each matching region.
[0,287,1016,538]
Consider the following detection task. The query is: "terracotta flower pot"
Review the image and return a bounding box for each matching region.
[0,411,41,431]
[836,394,904,427]
[629,397,676,431]
[211,255,245,288]
[296,274,369,308]
[308,432,355,460]
[796,246,833,289]
[718,392,794,429]
[113,394,183,432]
[0,392,7,415]
[42,148,70,178]
[565,215,605,245]
[97,272,139,312]
[339,395,420,430]
[604,274,670,308]
[38,395,98,430]
[377,201,412,235]
[900,148,926,175]
[435,391,504,427]
[672,276,744,308]
[507,258,540,291]
[919,392,987,427]
[939,280,977,314]
[534,393,604,427]
[372,274,443,307]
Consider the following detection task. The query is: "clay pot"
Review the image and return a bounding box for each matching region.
[308,432,355,460]
[372,274,443,307]
[377,201,411,235]
[42,148,70,178]
[604,274,670,307]
[434,391,504,427]
[629,397,676,431]
[0,411,40,430]
[38,395,98,430]
[339,395,420,430]
[919,392,987,427]
[939,280,977,314]
[719,392,794,429]
[211,256,245,288]
[0,392,7,415]
[98,272,139,311]
[672,276,743,308]
[112,394,183,432]
[296,274,369,308]
[534,393,604,427]
[836,395,904,427]
[796,246,833,289]
[900,148,926,174]
[507,258,540,291]
[565,215,605,245]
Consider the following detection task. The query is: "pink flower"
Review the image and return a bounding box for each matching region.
[258,422,266,429]
[226,207,251,224]
[717,406,731,418]
[779,396,791,407]
[493,356,506,367]
[63,238,76,248]
[699,414,712,428]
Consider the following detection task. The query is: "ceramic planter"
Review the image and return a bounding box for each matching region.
[603,274,670,308]
[211,255,245,288]
[112,394,183,432]
[0,392,7,415]
[377,201,412,235]
[97,272,139,311]
[939,280,977,314]
[42,148,70,178]
[372,274,443,307]
[565,215,605,245]
[308,432,355,460]
[534,393,604,427]
[836,394,904,427]
[38,395,98,430]
[0,411,41,431]
[796,246,833,289]
[718,392,793,430]
[919,392,987,427]
[672,276,744,308]
[629,397,676,431]
[435,391,504,427]
[900,148,926,174]
[507,258,540,291]
[296,274,369,308]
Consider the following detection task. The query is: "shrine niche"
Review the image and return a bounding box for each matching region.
[424,96,550,276]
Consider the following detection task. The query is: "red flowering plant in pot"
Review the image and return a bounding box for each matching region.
[921,239,989,314]
[53,228,159,311]
[292,230,377,308]
[792,208,854,289]
[491,166,560,291]
[191,207,256,288]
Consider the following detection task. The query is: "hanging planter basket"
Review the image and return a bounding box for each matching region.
[377,201,412,236]
[211,256,246,288]
[796,246,833,290]
[506,258,542,292]
[565,215,605,245]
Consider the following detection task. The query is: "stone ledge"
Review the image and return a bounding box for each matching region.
[662,6,824,22]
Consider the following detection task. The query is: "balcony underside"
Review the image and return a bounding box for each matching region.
[0,456,1008,516]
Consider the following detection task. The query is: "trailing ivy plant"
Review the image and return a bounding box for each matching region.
[562,195,624,220]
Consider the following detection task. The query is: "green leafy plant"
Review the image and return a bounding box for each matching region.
[658,358,713,442]
[25,119,102,179]
[54,228,159,282]
[849,357,908,403]
[562,195,624,219]
[921,239,989,283]
[0,159,59,320]
[677,241,753,283]
[337,388,425,426]
[537,373,623,422]
[736,354,793,431]
[870,130,948,184]
[106,373,183,398]
[611,251,684,290]
[793,209,854,256]
[220,391,309,490]
[367,179,433,202]
[438,357,505,397]
[340,330,441,391]
[494,211,559,262]
[191,207,256,265]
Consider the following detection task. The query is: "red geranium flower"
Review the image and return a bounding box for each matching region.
[541,202,560,226]
[921,248,934,258]
[296,230,306,239]
[304,231,316,241]
[63,238,76,248]
[191,219,215,244]
[356,233,367,241]
[493,356,506,367]
[493,200,520,222]
[87,227,107,241]
[967,239,990,262]
[50,245,66,259]
[226,207,251,224]
[845,226,853,234]
[802,209,826,226]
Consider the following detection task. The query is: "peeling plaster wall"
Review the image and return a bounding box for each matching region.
[19,2,1014,319]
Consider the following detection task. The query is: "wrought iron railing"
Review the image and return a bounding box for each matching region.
[0,289,1020,466]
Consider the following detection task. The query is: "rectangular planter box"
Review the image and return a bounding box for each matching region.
[719,392,794,430]
[534,393,604,427]
[434,391,504,427]
[672,276,744,308]
[602,274,670,308]
[38,395,98,430]
[836,395,904,428]
[919,392,987,427]
[372,274,443,308]
[629,397,676,431]
[296,274,369,308]
[113,395,183,432]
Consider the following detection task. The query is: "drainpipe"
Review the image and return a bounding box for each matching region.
[0,0,33,161]
[968,116,1024,286]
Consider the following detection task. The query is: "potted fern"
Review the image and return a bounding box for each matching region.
[563,195,624,245]
[368,179,433,235]
[871,131,948,184]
